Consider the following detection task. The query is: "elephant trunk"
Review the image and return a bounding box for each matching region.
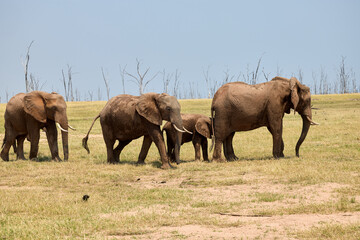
[295,114,311,157]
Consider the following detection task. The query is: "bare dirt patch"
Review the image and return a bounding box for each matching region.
[119,212,360,239]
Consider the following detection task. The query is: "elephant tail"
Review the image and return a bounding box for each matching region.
[82,114,100,154]
[209,106,215,152]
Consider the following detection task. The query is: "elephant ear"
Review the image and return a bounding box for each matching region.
[290,77,299,112]
[136,93,162,125]
[24,91,47,123]
[195,117,211,139]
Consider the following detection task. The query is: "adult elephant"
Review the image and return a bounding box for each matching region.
[211,77,319,162]
[1,91,74,161]
[82,93,188,169]
[163,113,211,162]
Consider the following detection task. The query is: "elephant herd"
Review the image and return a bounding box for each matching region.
[0,77,318,168]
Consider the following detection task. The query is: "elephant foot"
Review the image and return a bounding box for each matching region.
[53,156,62,162]
[1,152,9,161]
[212,157,226,163]
[136,160,145,165]
[226,155,239,162]
[17,156,27,160]
[161,163,174,169]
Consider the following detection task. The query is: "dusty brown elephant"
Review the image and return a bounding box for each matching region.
[82,93,189,169]
[163,113,212,161]
[1,91,75,161]
[211,77,319,162]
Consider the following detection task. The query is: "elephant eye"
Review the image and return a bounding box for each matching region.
[166,107,171,111]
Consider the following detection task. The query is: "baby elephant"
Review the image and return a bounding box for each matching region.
[163,113,212,162]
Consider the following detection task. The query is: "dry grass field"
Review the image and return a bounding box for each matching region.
[0,94,359,239]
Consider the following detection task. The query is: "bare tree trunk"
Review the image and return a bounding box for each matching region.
[339,56,350,94]
[97,87,102,101]
[312,71,318,95]
[101,67,110,100]
[173,69,181,98]
[162,69,173,94]
[119,65,127,94]
[22,41,34,93]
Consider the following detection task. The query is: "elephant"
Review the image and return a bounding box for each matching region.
[1,91,75,161]
[163,113,212,161]
[210,77,319,162]
[82,93,189,169]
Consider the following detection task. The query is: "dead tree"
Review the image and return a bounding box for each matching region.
[320,66,328,94]
[61,65,74,102]
[172,69,181,98]
[88,91,93,101]
[119,65,127,94]
[97,87,102,101]
[126,59,158,95]
[161,69,173,94]
[22,41,34,92]
[338,56,350,94]
[297,67,303,83]
[203,66,218,98]
[312,71,318,95]
[222,68,235,84]
[352,72,357,93]
[262,68,271,82]
[101,67,110,100]
[28,73,45,91]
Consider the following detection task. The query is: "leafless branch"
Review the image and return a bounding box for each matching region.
[21,41,34,92]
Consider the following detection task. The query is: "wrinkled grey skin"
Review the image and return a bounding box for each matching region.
[211,77,318,162]
[163,113,212,162]
[1,91,70,161]
[82,93,186,169]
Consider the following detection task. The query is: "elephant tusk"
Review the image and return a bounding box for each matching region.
[56,122,69,132]
[172,124,185,133]
[68,124,76,131]
[306,116,320,125]
[183,127,193,134]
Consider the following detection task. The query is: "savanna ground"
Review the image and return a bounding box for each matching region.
[0,94,359,239]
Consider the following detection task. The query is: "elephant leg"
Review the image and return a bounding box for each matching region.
[16,135,26,160]
[137,135,152,164]
[224,132,238,161]
[267,121,284,158]
[46,121,61,161]
[1,132,16,161]
[146,124,170,169]
[114,140,131,162]
[192,134,202,161]
[29,130,40,160]
[166,132,175,162]
[213,138,225,162]
[267,126,284,158]
[201,137,209,162]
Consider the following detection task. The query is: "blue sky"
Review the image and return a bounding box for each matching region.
[0,0,359,101]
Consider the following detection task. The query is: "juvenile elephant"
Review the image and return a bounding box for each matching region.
[82,93,188,169]
[211,77,319,162]
[1,91,74,161]
[163,113,211,161]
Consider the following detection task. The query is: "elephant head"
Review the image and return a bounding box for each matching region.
[136,93,186,164]
[23,91,73,160]
[195,117,212,139]
[289,77,319,157]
